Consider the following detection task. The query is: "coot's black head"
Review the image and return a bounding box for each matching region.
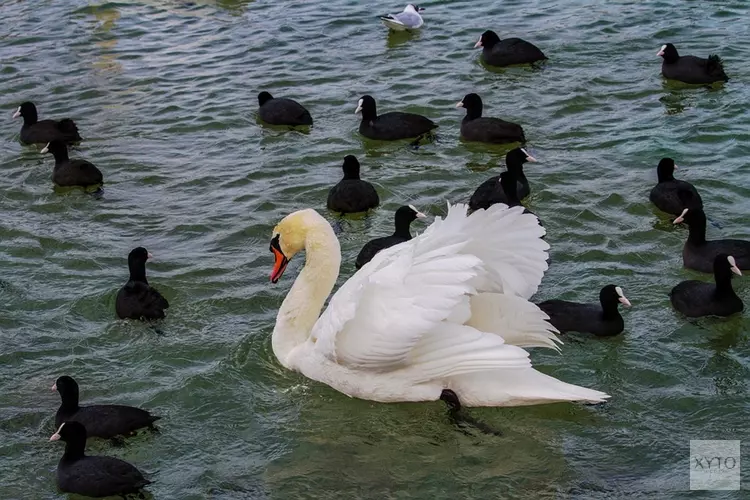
[41,140,68,159]
[127,247,152,283]
[395,205,427,226]
[456,93,483,118]
[392,205,425,238]
[50,421,87,459]
[53,375,80,409]
[341,155,361,179]
[475,30,501,49]
[600,284,631,309]
[657,43,679,63]
[13,101,38,123]
[656,158,676,182]
[355,95,378,121]
[714,254,742,281]
[129,247,151,264]
[258,91,274,107]
[506,147,537,168]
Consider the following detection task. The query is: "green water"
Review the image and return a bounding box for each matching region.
[1,0,749,498]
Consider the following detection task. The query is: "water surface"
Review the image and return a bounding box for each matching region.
[1,0,749,498]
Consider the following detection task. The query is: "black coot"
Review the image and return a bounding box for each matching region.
[537,285,631,336]
[115,247,169,320]
[474,30,546,67]
[657,43,729,84]
[355,205,426,268]
[674,208,750,273]
[670,254,743,318]
[13,102,81,145]
[53,376,161,439]
[258,91,313,126]
[469,147,536,211]
[327,155,380,214]
[649,158,702,215]
[50,421,151,498]
[456,93,525,144]
[41,141,103,188]
[356,95,437,141]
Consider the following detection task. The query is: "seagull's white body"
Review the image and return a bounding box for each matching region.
[271,203,609,407]
[380,4,424,31]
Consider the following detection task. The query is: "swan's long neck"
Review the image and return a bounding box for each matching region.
[272,222,341,367]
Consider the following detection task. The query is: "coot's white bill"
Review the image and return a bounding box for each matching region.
[520,148,537,162]
[408,204,427,218]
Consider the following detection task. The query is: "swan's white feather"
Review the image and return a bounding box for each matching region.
[450,369,608,407]
[314,241,480,369]
[313,203,550,370]
[279,203,609,406]
[407,323,532,382]
[466,293,562,351]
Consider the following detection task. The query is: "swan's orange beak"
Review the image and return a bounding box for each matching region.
[270,235,289,283]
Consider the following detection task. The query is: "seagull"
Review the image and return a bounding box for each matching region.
[379,4,425,31]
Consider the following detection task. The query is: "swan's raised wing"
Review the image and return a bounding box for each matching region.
[428,203,549,298]
[312,203,549,371]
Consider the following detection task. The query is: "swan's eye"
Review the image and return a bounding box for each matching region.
[270,234,282,253]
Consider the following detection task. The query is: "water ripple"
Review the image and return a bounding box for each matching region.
[2,0,750,497]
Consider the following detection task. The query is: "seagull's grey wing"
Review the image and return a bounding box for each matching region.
[392,11,423,28]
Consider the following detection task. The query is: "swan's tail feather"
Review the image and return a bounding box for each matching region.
[450,368,610,407]
[466,293,562,351]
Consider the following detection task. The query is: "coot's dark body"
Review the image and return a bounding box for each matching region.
[538,285,631,337]
[42,141,103,188]
[13,101,81,145]
[670,254,743,318]
[115,247,169,320]
[658,43,728,84]
[675,209,750,273]
[475,30,546,67]
[54,376,160,439]
[649,158,702,216]
[469,148,535,211]
[457,93,525,144]
[51,421,151,498]
[356,95,437,141]
[258,91,313,126]
[327,155,380,214]
[355,205,424,269]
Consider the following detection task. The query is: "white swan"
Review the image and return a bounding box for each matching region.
[269,202,609,408]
